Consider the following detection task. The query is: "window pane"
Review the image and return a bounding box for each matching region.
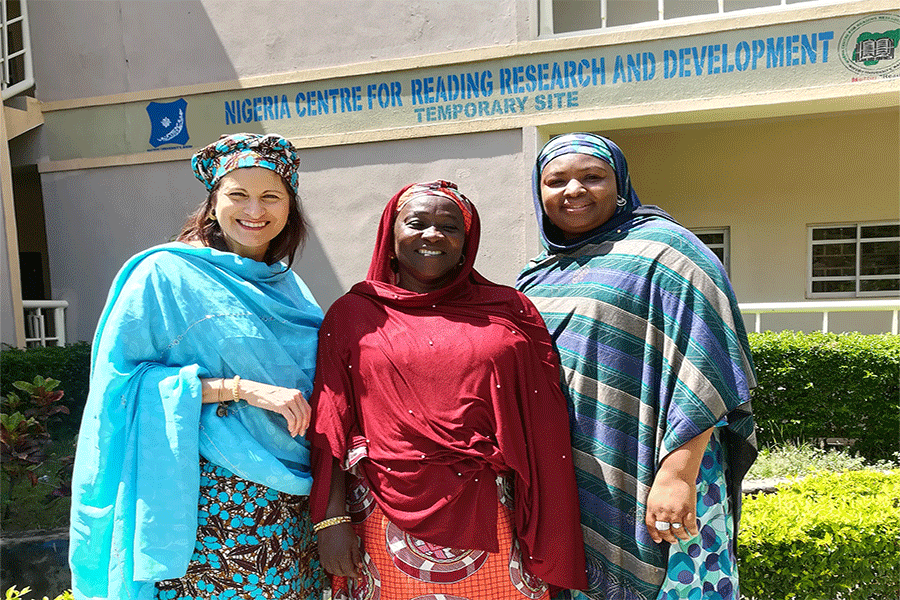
[9,54,25,85]
[812,227,856,241]
[696,233,724,245]
[7,20,24,54]
[812,280,855,293]
[860,279,900,292]
[607,0,658,28]
[553,0,604,33]
[8,0,22,21]
[860,241,900,276]
[861,224,900,239]
[812,243,856,277]
[724,0,780,11]
[664,0,719,19]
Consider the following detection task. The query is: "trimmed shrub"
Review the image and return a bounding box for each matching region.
[748,332,900,460]
[0,343,90,439]
[739,469,900,600]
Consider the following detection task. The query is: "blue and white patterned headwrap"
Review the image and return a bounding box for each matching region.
[537,132,617,176]
[191,133,301,197]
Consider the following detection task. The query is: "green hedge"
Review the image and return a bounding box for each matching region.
[739,469,900,599]
[0,342,91,438]
[748,332,900,460]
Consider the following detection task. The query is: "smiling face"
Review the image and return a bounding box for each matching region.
[393,194,466,293]
[540,153,619,239]
[212,167,291,261]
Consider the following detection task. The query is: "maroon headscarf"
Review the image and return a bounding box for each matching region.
[309,181,587,589]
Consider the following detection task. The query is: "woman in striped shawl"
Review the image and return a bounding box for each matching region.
[516,133,757,600]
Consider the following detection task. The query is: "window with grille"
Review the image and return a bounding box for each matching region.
[690,227,730,276]
[809,222,900,297]
[1,0,32,100]
[544,0,832,34]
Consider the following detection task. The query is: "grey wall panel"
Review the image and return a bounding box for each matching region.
[29,0,524,102]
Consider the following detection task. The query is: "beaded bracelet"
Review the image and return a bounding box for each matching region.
[216,375,242,417]
[231,375,241,402]
[313,515,352,533]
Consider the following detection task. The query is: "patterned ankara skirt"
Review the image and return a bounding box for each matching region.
[155,457,324,600]
[560,430,738,600]
[656,430,738,600]
[330,475,550,600]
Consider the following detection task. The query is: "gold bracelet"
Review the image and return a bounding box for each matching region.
[313,515,351,533]
[231,375,241,402]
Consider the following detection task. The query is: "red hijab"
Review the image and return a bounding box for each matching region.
[309,182,586,589]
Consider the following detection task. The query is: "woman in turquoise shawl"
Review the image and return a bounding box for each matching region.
[69,134,325,600]
[516,133,757,600]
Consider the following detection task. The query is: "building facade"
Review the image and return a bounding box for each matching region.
[2,0,898,346]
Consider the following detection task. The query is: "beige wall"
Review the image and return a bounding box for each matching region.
[609,108,899,304]
[0,179,16,347]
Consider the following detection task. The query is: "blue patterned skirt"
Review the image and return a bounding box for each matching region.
[657,429,738,600]
[154,457,323,600]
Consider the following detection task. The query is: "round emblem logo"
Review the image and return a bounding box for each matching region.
[839,14,900,77]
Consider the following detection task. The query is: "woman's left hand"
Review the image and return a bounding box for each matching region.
[645,470,699,544]
[645,427,714,544]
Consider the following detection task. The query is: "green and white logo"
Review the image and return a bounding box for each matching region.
[839,14,900,77]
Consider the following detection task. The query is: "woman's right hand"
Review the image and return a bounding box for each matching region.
[317,521,362,578]
[238,380,311,438]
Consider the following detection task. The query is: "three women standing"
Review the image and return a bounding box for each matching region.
[517,133,757,600]
[309,181,587,599]
[69,128,755,600]
[69,134,324,600]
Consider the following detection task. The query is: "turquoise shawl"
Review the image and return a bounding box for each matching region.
[68,243,323,600]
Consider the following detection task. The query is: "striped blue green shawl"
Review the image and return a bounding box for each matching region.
[517,215,756,600]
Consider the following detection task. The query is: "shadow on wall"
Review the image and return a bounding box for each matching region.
[294,225,344,310]
[29,1,251,102]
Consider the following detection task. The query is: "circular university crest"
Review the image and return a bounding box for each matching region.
[839,14,900,77]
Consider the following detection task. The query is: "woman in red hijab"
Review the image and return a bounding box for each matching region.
[309,181,587,599]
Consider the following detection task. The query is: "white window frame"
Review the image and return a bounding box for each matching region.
[1,0,33,100]
[690,226,730,276]
[808,221,900,299]
[539,0,838,36]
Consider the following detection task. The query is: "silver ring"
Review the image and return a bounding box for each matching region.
[654,521,671,531]
[671,523,683,529]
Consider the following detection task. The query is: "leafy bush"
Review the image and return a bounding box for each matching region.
[748,332,899,460]
[747,441,898,480]
[739,469,900,599]
[4,586,72,600]
[0,343,90,439]
[1,377,75,531]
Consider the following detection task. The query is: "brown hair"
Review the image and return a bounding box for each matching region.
[177,175,307,268]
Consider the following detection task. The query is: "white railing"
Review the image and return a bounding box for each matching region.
[740,299,900,335]
[22,300,68,346]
